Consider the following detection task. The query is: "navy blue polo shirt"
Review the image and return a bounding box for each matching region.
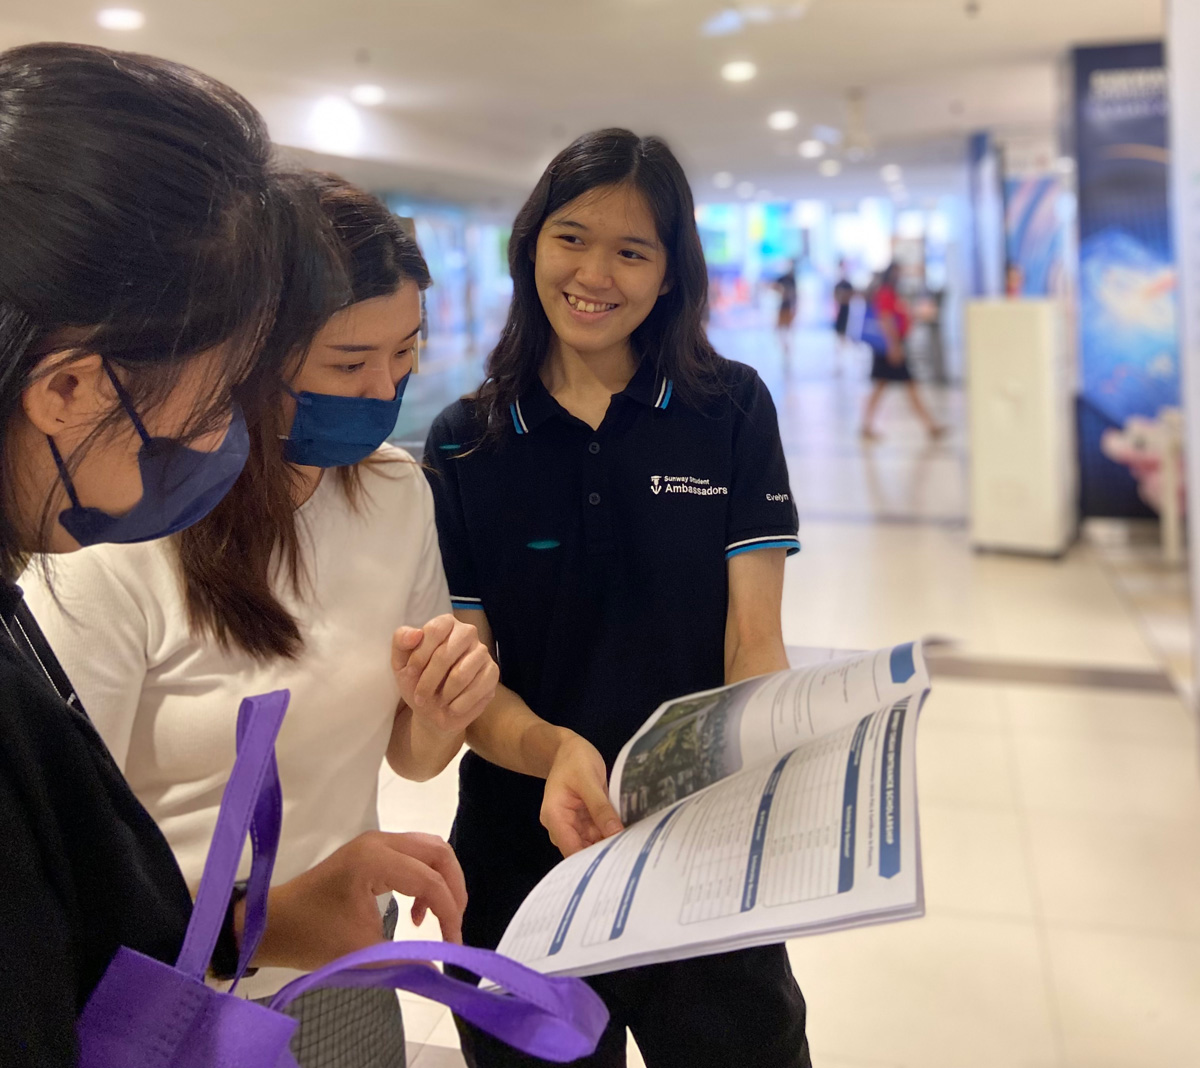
[423,357,799,945]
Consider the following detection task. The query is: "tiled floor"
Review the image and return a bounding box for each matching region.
[381,326,1200,1067]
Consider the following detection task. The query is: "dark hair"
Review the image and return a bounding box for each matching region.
[177,173,432,660]
[0,43,336,578]
[475,128,719,439]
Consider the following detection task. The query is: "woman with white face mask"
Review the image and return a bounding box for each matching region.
[24,173,496,1068]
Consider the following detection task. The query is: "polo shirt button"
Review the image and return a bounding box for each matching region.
[588,492,601,506]
[588,441,601,455]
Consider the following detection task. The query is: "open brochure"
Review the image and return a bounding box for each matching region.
[496,642,930,978]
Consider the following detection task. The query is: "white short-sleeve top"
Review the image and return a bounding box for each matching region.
[22,445,451,998]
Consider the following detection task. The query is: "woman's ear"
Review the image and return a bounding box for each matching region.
[21,353,109,435]
[659,276,674,296]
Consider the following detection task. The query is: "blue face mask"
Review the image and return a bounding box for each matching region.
[49,365,250,548]
[283,373,409,468]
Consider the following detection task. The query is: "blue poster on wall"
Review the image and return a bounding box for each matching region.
[1005,176,1067,297]
[1073,42,1178,517]
[968,132,1005,298]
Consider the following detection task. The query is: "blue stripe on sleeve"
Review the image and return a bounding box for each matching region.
[725,538,801,559]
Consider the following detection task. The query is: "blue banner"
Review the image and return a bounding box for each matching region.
[549,843,614,955]
[889,643,916,685]
[741,753,793,912]
[1072,42,1179,517]
[610,810,677,939]
[879,700,908,879]
[838,717,872,893]
[968,131,1006,298]
[1005,175,1068,296]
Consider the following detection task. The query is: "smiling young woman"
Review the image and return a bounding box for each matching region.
[423,129,810,1068]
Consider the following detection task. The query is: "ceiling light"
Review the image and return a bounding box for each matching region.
[736,181,756,199]
[819,159,842,177]
[349,84,386,107]
[768,110,799,131]
[721,61,758,83]
[96,8,145,30]
[798,139,826,159]
[308,96,364,156]
[880,164,903,183]
[713,171,735,189]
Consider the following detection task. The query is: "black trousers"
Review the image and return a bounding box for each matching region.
[455,944,811,1068]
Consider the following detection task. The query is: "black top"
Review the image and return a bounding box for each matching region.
[0,578,193,1066]
[423,357,798,946]
[776,273,798,311]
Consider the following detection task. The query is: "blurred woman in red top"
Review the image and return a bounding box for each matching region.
[860,262,944,440]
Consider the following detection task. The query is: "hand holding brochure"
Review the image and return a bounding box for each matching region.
[496,642,930,978]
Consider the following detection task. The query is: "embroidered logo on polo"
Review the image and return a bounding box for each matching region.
[649,474,729,497]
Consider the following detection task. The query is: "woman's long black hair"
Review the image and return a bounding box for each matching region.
[0,43,338,578]
[177,173,433,661]
[475,128,720,439]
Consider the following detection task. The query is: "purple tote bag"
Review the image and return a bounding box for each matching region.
[76,691,608,1066]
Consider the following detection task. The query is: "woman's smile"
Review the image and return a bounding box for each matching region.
[564,291,620,321]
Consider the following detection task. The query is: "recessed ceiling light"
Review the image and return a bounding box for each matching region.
[721,61,758,83]
[349,84,386,107]
[819,159,842,177]
[880,164,903,183]
[308,96,364,156]
[96,8,145,30]
[768,110,799,131]
[713,171,735,189]
[798,140,826,159]
[736,180,756,199]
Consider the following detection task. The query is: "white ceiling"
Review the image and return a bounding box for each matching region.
[0,0,1164,204]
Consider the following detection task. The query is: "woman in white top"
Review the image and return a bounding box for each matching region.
[25,174,498,1067]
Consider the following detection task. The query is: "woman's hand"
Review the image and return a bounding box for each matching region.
[540,732,624,857]
[251,831,467,973]
[392,615,499,737]
[887,344,906,367]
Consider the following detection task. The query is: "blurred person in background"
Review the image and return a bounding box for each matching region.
[24,174,496,1068]
[424,128,810,1068]
[860,262,944,441]
[832,260,855,373]
[773,258,800,362]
